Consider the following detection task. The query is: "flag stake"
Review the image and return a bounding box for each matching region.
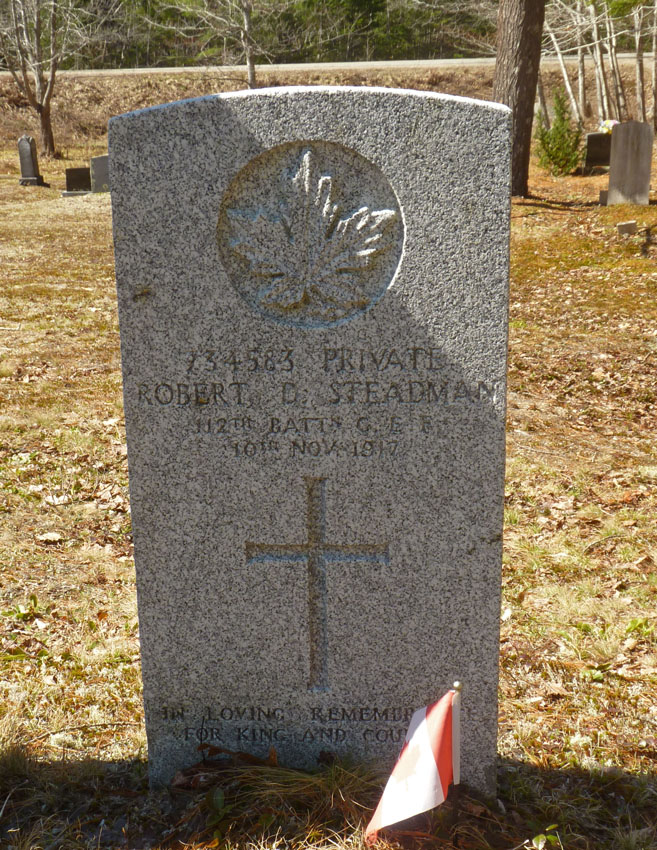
[451,681,462,849]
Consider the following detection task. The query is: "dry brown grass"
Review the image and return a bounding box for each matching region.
[1,71,657,849]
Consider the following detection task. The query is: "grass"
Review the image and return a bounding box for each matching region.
[2,99,657,847]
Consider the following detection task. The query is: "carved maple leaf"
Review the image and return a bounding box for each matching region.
[227,149,396,316]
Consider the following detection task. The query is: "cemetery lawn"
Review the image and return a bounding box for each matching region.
[1,81,657,847]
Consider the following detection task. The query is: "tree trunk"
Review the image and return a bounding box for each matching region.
[537,68,550,129]
[545,19,582,123]
[576,0,590,117]
[589,43,605,123]
[606,8,627,120]
[493,0,546,197]
[652,3,657,130]
[36,104,55,156]
[239,0,256,89]
[635,6,646,122]
[589,4,611,120]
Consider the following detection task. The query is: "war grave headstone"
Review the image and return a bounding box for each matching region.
[584,131,612,172]
[109,86,511,794]
[17,135,48,186]
[608,120,654,205]
[63,166,91,196]
[90,154,110,192]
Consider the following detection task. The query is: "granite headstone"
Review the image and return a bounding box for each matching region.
[18,135,47,186]
[109,87,511,793]
[608,120,653,205]
[90,154,110,192]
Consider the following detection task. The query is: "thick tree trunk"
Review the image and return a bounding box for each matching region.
[493,0,546,197]
[37,103,55,156]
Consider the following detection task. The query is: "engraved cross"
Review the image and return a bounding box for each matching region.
[245,477,389,692]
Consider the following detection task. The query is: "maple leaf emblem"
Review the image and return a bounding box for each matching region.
[225,149,397,320]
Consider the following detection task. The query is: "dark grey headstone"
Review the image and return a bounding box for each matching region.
[109,86,511,794]
[585,132,612,169]
[65,167,91,193]
[608,121,653,205]
[90,155,110,192]
[18,135,47,186]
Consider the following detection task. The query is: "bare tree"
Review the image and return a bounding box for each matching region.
[634,4,646,120]
[575,0,590,116]
[409,0,498,55]
[544,17,582,121]
[544,0,655,124]
[150,0,297,88]
[0,0,123,154]
[605,5,627,120]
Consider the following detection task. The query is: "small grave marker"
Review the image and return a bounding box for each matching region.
[616,220,638,235]
[109,86,511,794]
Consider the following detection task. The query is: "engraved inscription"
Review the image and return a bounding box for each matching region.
[217,142,404,328]
[170,703,419,749]
[245,478,389,691]
[135,343,503,460]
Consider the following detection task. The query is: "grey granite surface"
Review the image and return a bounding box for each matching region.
[608,120,653,205]
[109,86,511,793]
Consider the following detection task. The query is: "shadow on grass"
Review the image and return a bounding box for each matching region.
[1,751,656,850]
[515,195,657,212]
[514,197,602,211]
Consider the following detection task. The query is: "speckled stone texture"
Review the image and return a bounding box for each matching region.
[109,87,511,793]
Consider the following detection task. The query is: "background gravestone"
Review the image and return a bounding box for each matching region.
[109,86,511,794]
[90,154,110,192]
[584,131,612,171]
[18,135,47,186]
[65,167,91,193]
[608,120,653,205]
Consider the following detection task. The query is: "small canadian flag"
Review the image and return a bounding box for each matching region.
[365,684,461,843]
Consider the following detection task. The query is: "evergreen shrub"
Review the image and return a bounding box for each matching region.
[535,90,583,176]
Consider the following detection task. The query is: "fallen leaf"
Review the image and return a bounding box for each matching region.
[37,531,64,544]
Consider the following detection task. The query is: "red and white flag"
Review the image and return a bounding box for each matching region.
[365,686,461,843]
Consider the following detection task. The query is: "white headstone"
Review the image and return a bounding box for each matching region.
[109,87,511,794]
